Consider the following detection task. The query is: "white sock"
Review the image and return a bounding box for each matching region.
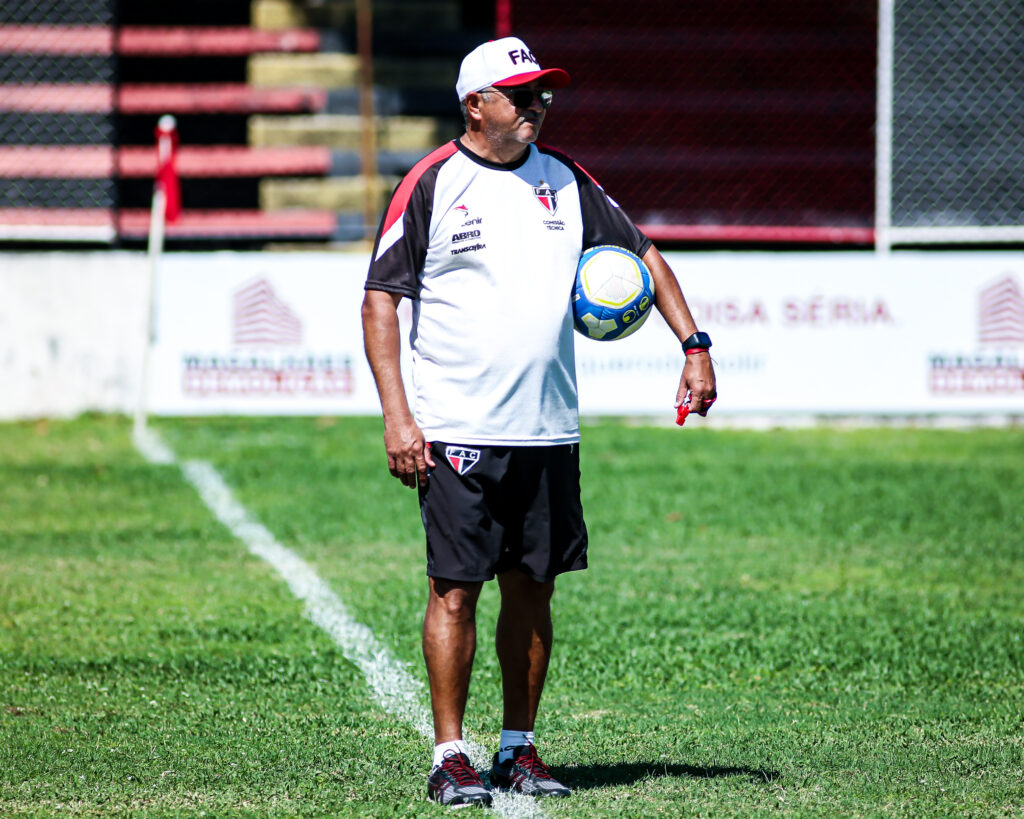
[497,729,534,763]
[432,739,469,769]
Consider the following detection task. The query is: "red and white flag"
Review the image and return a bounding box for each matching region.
[154,115,181,223]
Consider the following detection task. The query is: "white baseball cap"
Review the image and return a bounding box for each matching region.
[456,36,570,101]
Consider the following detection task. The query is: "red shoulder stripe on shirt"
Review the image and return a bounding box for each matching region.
[536,142,602,187]
[380,141,459,237]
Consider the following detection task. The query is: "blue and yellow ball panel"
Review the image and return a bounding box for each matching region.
[572,245,655,341]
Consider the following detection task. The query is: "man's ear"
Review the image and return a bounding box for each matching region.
[464,93,485,124]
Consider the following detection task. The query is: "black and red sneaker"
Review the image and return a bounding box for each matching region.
[426,751,492,808]
[490,745,571,798]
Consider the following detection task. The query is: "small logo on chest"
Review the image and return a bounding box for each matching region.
[446,447,481,475]
[452,203,482,227]
[533,183,558,215]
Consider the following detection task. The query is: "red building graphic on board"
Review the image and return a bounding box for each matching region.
[978,276,1024,345]
[233,278,303,347]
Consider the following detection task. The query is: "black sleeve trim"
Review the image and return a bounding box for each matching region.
[365,145,455,298]
[364,281,419,298]
[537,143,651,258]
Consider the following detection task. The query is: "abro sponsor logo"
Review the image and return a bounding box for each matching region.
[452,229,482,243]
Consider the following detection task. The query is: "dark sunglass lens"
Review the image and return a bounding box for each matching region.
[511,90,534,108]
[509,90,553,108]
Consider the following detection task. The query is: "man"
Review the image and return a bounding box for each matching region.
[361,36,716,808]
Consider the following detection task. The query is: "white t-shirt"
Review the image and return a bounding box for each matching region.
[365,140,650,445]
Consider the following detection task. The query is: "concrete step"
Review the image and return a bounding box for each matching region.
[249,52,359,88]
[328,148,425,176]
[252,0,460,32]
[249,52,454,92]
[325,86,456,118]
[252,0,305,30]
[249,113,446,151]
[260,174,397,210]
[375,57,455,90]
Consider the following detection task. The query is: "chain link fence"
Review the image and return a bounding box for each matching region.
[4,1,1022,247]
[0,0,117,240]
[890,0,1024,235]
[507,0,877,241]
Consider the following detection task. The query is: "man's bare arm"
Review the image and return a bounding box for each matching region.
[361,289,434,487]
[643,245,717,415]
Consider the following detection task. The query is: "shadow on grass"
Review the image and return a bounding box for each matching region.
[551,761,780,791]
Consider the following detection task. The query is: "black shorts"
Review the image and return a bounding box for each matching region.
[418,442,588,583]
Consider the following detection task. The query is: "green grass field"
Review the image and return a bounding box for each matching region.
[2,415,1023,817]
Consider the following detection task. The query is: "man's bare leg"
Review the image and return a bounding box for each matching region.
[495,570,555,731]
[490,570,571,797]
[423,576,483,743]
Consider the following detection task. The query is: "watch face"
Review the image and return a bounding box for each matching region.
[684,332,711,350]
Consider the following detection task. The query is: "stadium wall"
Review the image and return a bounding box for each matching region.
[0,251,148,418]
[2,251,1023,421]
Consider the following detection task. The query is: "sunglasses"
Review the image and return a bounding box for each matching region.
[487,88,554,109]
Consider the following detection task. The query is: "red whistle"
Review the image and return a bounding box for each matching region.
[675,391,692,426]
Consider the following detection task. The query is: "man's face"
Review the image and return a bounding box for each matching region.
[478,83,552,147]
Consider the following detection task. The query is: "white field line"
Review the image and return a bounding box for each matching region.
[133,426,546,819]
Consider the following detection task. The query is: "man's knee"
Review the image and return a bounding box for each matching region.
[428,577,483,620]
[497,570,555,605]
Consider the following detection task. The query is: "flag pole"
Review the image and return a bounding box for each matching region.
[134,115,179,440]
[356,0,378,242]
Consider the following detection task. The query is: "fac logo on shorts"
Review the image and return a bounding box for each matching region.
[446,447,481,475]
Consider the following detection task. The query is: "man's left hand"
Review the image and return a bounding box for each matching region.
[677,352,717,416]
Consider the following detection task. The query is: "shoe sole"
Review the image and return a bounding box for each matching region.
[489,780,571,798]
[426,789,492,808]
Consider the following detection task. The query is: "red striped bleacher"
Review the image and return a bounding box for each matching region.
[0,24,111,54]
[118,84,327,115]
[0,208,115,242]
[0,84,114,113]
[118,209,338,239]
[0,25,318,56]
[119,27,320,56]
[0,208,337,241]
[0,146,332,178]
[0,84,325,114]
[0,146,114,178]
[119,146,332,177]
[0,208,112,226]
[639,224,875,245]
[1,21,338,245]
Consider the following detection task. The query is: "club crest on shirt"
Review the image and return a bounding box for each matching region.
[533,184,557,215]
[446,447,481,475]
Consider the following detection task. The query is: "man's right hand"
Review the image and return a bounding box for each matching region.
[385,416,436,489]
[363,289,432,489]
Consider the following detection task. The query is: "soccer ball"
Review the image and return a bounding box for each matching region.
[572,245,655,341]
